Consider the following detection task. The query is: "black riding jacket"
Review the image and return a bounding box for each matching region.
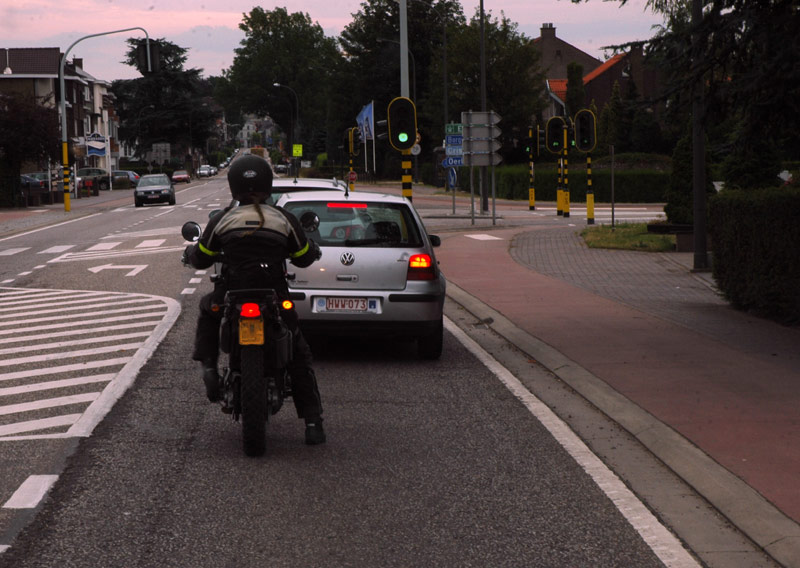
[187,202,318,296]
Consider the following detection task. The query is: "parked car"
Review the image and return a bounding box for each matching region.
[20,174,44,192]
[76,168,110,191]
[113,170,140,186]
[171,170,191,183]
[275,190,446,359]
[273,163,289,174]
[134,173,176,207]
[28,171,59,185]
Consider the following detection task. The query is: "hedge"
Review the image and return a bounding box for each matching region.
[709,187,800,324]
[447,164,669,203]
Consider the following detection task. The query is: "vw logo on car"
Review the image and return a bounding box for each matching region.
[340,252,355,266]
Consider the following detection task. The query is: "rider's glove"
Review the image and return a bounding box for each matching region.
[181,245,193,266]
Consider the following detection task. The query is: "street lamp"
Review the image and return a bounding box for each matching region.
[273,82,299,175]
[59,27,151,212]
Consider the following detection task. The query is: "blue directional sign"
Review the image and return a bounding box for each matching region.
[442,156,463,167]
[446,134,463,146]
[448,167,458,188]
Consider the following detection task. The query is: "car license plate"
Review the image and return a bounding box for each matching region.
[318,297,379,313]
[239,318,264,345]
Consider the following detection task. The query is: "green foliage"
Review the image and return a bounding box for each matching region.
[0,93,60,206]
[112,38,217,159]
[709,187,800,323]
[664,123,714,224]
[462,161,669,203]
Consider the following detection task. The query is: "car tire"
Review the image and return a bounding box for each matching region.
[169,197,176,205]
[98,180,109,191]
[417,318,443,360]
[135,200,142,207]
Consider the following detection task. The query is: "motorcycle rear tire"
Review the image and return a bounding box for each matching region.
[240,345,268,456]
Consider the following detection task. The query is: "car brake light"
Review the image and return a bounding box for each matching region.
[328,202,367,209]
[407,254,436,280]
[240,303,261,317]
[281,300,294,310]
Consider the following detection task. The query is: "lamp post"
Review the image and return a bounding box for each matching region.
[273,82,299,176]
[59,27,151,211]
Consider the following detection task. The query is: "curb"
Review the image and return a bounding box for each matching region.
[445,280,800,568]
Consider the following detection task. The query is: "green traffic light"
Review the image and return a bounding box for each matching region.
[398,132,409,143]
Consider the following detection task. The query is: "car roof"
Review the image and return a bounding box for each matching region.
[272,177,346,191]
[140,173,169,180]
[276,190,407,205]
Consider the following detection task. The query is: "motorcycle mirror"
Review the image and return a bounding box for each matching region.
[299,211,320,233]
[181,221,202,242]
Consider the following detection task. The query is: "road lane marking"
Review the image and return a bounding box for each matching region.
[86,242,121,251]
[38,245,75,254]
[0,393,99,416]
[444,317,701,568]
[0,248,30,256]
[2,475,60,509]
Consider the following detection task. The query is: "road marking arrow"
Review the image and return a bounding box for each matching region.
[88,264,147,277]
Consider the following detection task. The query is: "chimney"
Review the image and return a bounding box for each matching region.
[540,23,556,39]
[73,58,83,69]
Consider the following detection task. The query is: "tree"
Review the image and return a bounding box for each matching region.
[565,62,585,117]
[219,7,342,157]
[0,93,59,207]
[112,38,218,162]
[432,7,547,161]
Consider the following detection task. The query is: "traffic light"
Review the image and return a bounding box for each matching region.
[136,40,160,73]
[537,125,546,156]
[375,119,388,141]
[574,109,597,152]
[545,116,566,154]
[387,97,417,151]
[348,127,361,156]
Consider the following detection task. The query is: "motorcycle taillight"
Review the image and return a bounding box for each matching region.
[240,303,261,317]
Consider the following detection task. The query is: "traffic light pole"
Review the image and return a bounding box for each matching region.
[586,152,594,224]
[528,126,535,211]
[562,124,570,218]
[402,149,413,202]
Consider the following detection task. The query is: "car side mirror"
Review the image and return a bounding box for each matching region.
[300,211,320,233]
[181,221,202,242]
[429,235,441,247]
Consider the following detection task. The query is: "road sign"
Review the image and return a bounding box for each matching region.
[445,134,463,146]
[447,167,458,188]
[292,144,303,157]
[462,125,502,139]
[463,153,503,167]
[446,145,463,156]
[461,111,501,125]
[441,156,463,167]
[348,170,357,183]
[445,123,463,135]
[463,138,502,154]
[411,144,422,156]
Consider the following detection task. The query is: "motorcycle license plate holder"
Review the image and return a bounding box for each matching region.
[239,317,264,345]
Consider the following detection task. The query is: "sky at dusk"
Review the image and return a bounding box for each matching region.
[2,0,664,82]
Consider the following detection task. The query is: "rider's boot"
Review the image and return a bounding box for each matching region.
[304,417,326,445]
[201,358,221,402]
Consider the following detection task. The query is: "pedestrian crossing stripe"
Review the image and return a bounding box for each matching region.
[0,287,180,440]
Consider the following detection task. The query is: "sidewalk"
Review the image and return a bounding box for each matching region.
[433,222,800,567]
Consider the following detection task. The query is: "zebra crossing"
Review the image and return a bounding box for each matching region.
[0,287,180,440]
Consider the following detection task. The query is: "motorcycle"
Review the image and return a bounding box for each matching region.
[181,211,320,456]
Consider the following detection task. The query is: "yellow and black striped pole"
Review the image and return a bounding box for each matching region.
[556,156,563,216]
[348,154,355,193]
[562,126,570,218]
[402,149,413,202]
[586,152,595,225]
[62,141,71,212]
[528,126,535,210]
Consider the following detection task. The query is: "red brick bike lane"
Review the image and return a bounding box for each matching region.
[435,225,800,529]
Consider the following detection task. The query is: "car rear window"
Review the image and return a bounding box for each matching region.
[284,200,424,248]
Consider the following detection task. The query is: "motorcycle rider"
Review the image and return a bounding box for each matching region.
[183,154,325,445]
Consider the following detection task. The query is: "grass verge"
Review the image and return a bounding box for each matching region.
[580,222,675,253]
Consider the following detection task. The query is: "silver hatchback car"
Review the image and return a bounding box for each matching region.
[275,190,446,359]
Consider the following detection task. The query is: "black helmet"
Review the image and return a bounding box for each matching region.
[228,155,273,201]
